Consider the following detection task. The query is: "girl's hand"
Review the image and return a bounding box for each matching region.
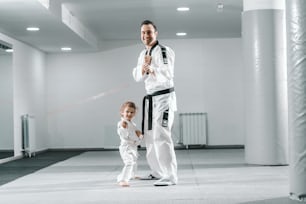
[121,121,128,128]
[135,130,142,137]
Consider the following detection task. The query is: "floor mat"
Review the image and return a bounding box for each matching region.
[0,150,84,186]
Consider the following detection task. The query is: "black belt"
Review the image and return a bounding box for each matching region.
[142,87,174,134]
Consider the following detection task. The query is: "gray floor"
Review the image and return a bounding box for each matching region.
[0,149,300,204]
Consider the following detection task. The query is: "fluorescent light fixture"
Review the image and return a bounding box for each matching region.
[61,47,72,51]
[177,7,190,11]
[5,49,13,53]
[27,27,40,31]
[176,32,187,36]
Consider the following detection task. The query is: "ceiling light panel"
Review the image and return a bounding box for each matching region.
[176,32,187,36]
[61,47,72,51]
[177,7,190,11]
[27,27,40,31]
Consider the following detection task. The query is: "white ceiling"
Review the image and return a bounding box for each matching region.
[0,0,243,53]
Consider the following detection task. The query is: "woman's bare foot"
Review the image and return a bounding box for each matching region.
[118,181,130,187]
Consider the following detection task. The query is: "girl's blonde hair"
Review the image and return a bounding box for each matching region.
[120,101,137,114]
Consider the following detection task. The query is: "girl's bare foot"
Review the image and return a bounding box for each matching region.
[119,181,130,187]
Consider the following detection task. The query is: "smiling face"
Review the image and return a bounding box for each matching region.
[141,24,158,48]
[121,106,136,121]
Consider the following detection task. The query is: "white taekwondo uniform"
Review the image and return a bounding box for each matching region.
[132,41,178,184]
[117,118,143,183]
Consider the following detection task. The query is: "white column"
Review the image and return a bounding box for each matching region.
[286,0,306,201]
[242,0,288,165]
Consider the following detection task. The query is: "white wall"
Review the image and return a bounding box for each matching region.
[1,31,244,153]
[0,55,13,150]
[0,32,48,156]
[47,38,244,148]
[13,43,48,155]
[172,38,245,145]
[47,44,145,148]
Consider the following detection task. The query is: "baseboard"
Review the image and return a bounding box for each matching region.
[204,145,244,149]
[175,144,244,150]
[48,147,118,152]
[46,145,244,152]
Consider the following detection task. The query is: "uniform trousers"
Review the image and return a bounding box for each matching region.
[144,102,178,184]
[117,145,138,182]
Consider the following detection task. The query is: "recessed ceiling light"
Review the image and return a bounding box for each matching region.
[5,49,13,53]
[61,47,72,51]
[26,27,40,31]
[176,32,187,36]
[177,7,190,11]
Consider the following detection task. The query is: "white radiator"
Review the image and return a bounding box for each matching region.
[21,114,36,157]
[179,112,208,148]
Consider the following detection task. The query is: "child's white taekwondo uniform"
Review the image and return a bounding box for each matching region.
[132,41,178,185]
[117,118,143,183]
